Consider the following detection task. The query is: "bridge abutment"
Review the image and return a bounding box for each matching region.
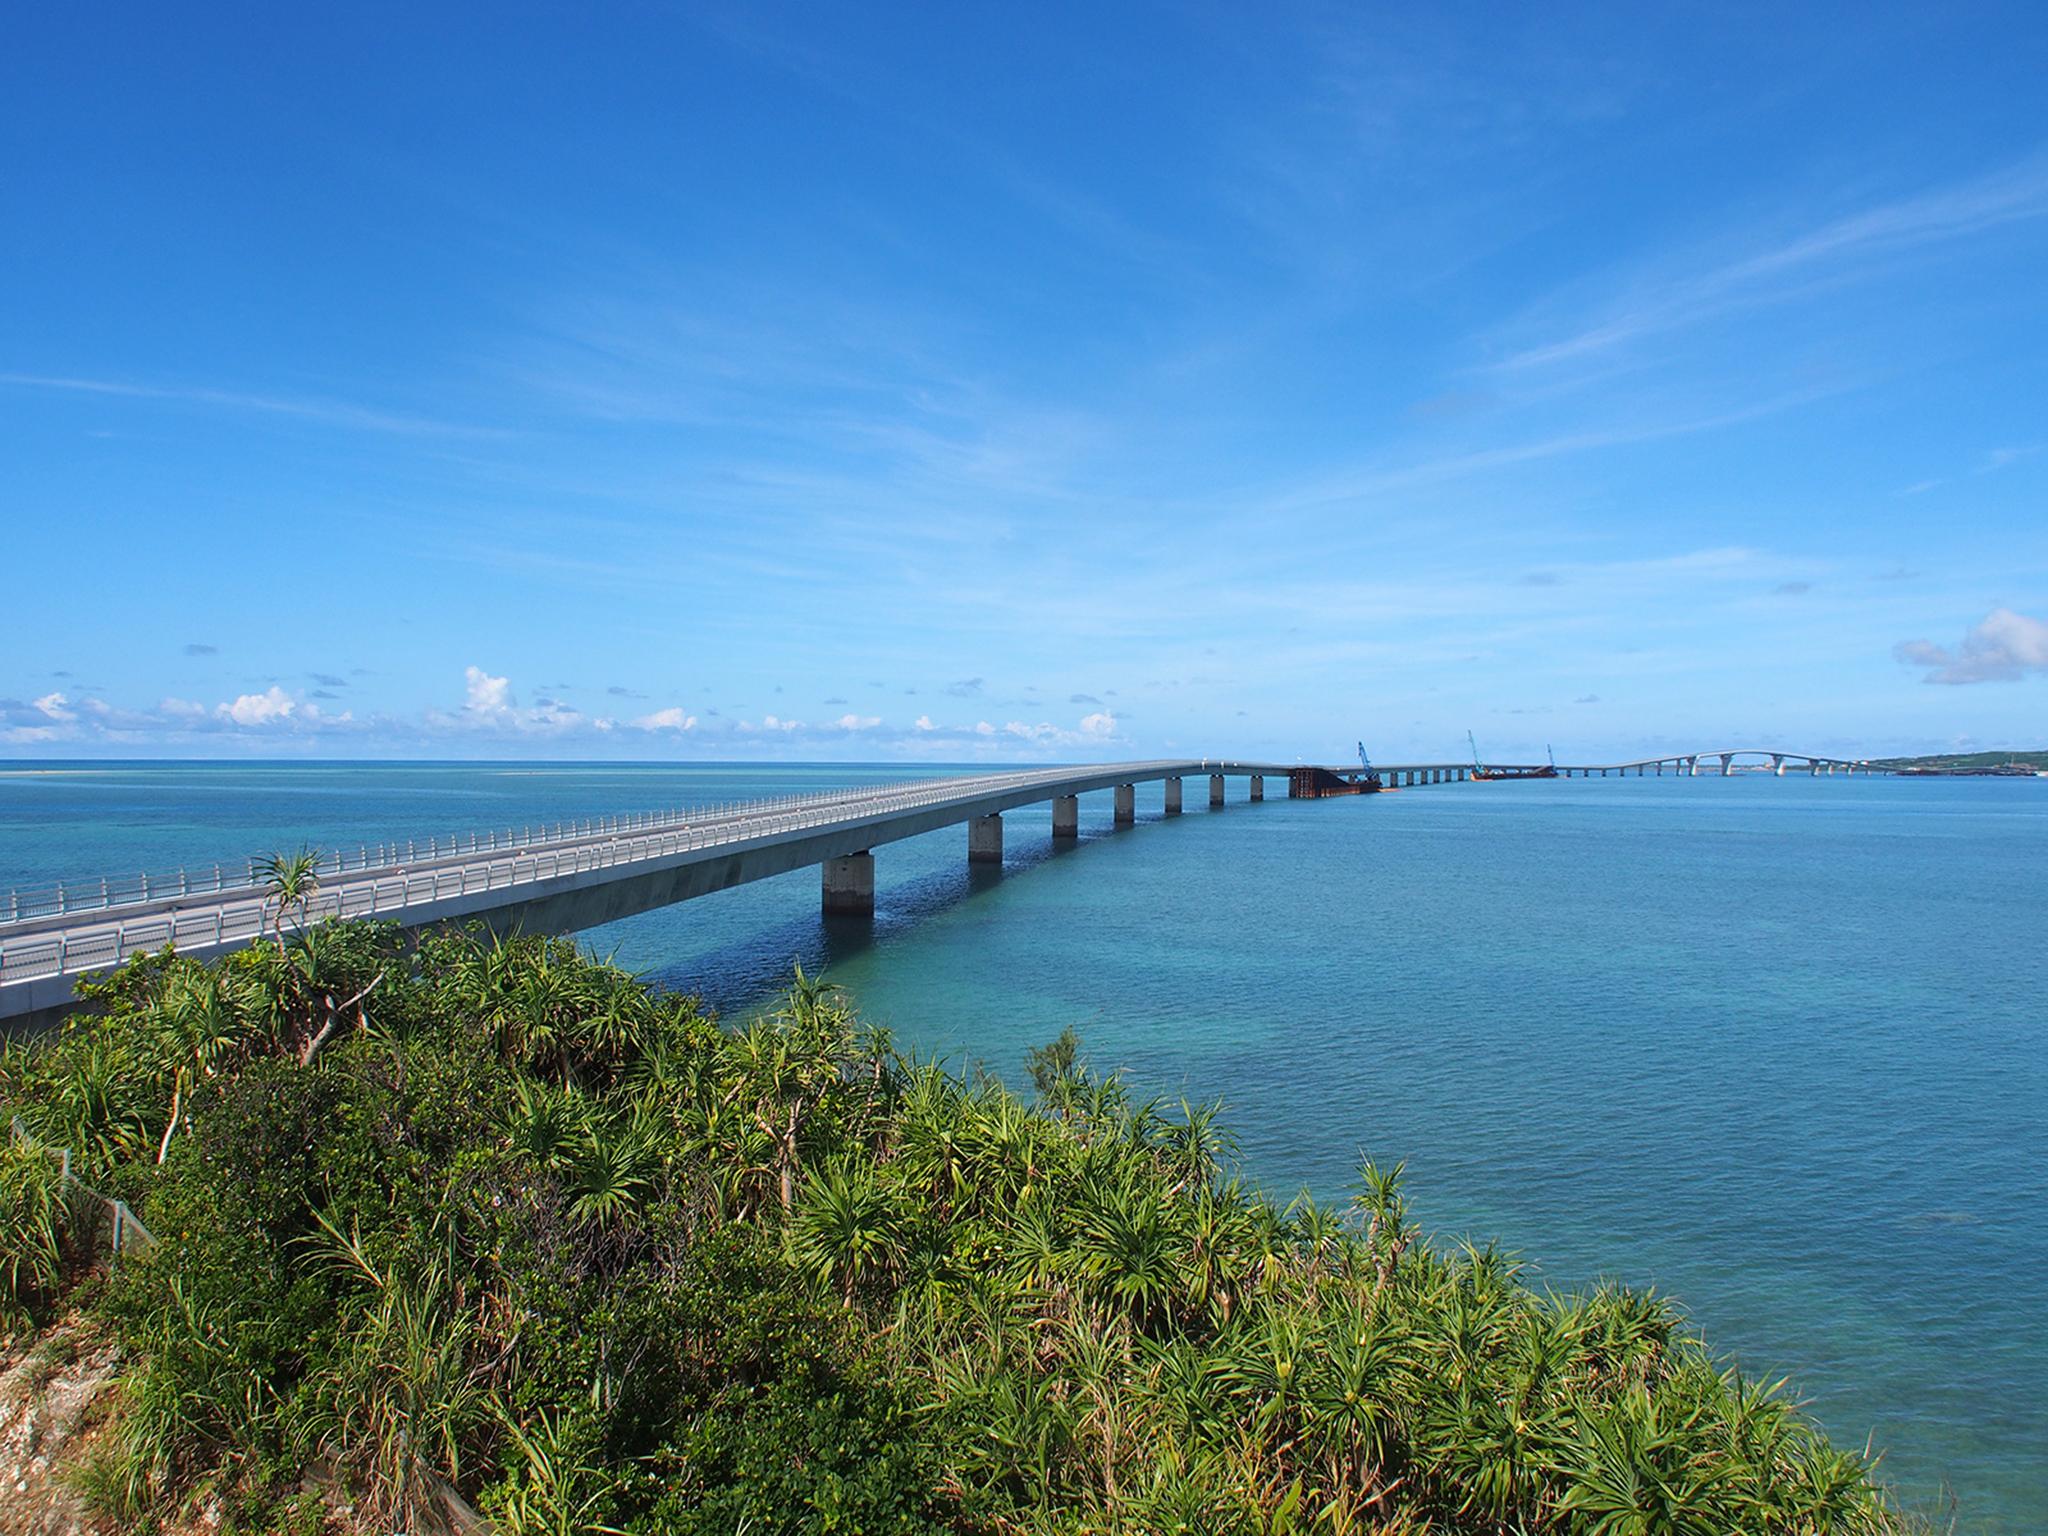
[968,814,1003,865]
[821,852,874,916]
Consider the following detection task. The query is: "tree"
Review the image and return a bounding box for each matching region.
[1023,1024,1083,1098]
[255,847,323,953]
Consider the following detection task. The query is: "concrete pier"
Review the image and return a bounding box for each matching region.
[821,852,874,916]
[1164,777,1182,815]
[968,813,1002,864]
[1719,754,1733,776]
[1052,794,1078,839]
[1209,773,1225,808]
[1249,775,1263,801]
[1114,783,1135,825]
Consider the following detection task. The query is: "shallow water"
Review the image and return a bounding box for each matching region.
[5,761,2043,1528]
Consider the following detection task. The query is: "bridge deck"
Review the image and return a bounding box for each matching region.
[3,759,1374,1021]
[1,751,1888,1024]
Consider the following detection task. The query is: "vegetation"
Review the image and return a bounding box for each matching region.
[0,918,1910,1534]
[1870,748,2048,771]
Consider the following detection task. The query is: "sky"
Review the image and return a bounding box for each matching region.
[3,2,2045,763]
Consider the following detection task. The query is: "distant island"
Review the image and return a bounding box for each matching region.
[1871,749,2048,774]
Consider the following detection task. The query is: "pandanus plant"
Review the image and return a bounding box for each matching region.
[254,846,322,953]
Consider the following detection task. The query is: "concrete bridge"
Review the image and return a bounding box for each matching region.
[0,761,1410,1026]
[1545,749,1881,778]
[0,750,1883,1026]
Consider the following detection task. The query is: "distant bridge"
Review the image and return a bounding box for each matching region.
[0,752,1888,1026]
[1546,749,1880,778]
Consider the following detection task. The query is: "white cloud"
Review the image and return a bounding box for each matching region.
[634,706,698,732]
[913,714,935,731]
[32,692,72,721]
[464,665,512,716]
[833,713,881,730]
[1895,608,2048,685]
[217,686,296,726]
[1079,710,1116,737]
[974,720,996,736]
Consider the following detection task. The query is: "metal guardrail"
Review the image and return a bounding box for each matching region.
[0,770,1034,926]
[0,765,1103,988]
[11,1115,156,1262]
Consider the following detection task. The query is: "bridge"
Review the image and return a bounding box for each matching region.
[0,751,1887,1027]
[1546,749,1879,778]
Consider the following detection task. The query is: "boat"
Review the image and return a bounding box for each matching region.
[1468,733,1559,782]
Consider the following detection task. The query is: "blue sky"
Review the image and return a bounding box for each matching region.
[4,3,2045,762]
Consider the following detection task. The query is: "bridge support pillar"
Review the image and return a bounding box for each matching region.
[1809,761,1819,776]
[1164,777,1182,815]
[1772,755,1785,777]
[968,814,1003,864]
[822,852,874,916]
[1719,754,1733,777]
[1249,775,1263,801]
[1114,784,1135,824]
[1208,773,1225,807]
[1052,795,1079,839]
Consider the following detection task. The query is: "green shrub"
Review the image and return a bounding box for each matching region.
[0,926,1912,1533]
[0,1135,69,1333]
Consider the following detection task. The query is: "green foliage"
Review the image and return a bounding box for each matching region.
[0,1135,69,1333]
[0,925,1913,1534]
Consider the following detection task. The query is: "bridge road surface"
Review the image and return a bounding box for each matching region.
[4,759,1401,1027]
[0,750,1888,1028]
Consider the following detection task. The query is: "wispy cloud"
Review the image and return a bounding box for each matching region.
[0,371,494,437]
[1495,153,2048,373]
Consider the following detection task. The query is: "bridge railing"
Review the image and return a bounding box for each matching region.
[0,768,1053,928]
[0,765,1101,988]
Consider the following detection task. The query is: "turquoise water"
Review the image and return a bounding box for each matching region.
[5,761,2044,1529]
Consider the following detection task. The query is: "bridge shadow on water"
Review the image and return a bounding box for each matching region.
[630,823,1126,1022]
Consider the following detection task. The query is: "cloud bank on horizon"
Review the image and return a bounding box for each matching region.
[2,5,2044,761]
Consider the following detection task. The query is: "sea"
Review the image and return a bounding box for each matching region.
[3,760,2043,1530]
